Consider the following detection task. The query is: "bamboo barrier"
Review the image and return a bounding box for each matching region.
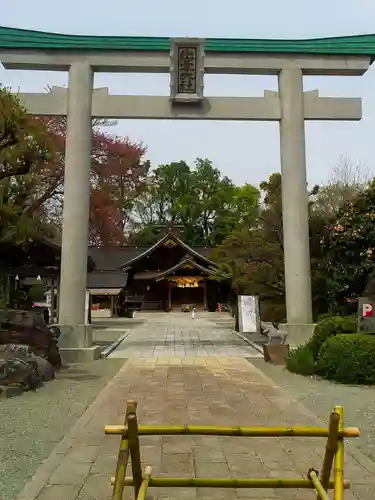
[308,469,331,500]
[112,401,136,500]
[110,476,351,489]
[334,406,345,500]
[127,410,143,498]
[136,466,152,500]
[105,403,359,500]
[104,424,359,438]
[318,410,340,498]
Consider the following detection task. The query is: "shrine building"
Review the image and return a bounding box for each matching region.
[88,231,229,316]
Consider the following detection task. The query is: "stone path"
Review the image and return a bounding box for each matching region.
[108,312,261,358]
[16,314,375,500]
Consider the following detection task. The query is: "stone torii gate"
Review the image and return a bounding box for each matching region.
[0,27,373,356]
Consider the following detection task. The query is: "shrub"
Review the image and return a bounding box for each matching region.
[308,315,357,360]
[286,344,315,376]
[316,312,339,323]
[316,334,375,384]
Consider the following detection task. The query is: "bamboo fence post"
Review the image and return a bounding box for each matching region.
[318,410,340,498]
[308,469,330,500]
[127,406,143,499]
[334,406,344,500]
[112,400,137,500]
[136,466,152,500]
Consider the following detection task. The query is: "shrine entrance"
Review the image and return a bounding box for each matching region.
[168,277,206,310]
[1,26,371,353]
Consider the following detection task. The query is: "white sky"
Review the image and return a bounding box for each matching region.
[1,0,375,187]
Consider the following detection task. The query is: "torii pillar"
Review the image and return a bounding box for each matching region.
[279,68,313,337]
[56,61,97,359]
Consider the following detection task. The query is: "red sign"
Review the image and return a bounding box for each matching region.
[362,303,374,317]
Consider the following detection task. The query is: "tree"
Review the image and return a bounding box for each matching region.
[129,158,260,247]
[213,173,285,321]
[322,178,375,312]
[213,171,340,321]
[38,115,149,245]
[310,154,371,218]
[0,86,58,243]
[1,85,149,246]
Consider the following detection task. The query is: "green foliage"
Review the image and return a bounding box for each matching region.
[315,334,375,384]
[316,312,339,322]
[322,179,375,310]
[213,173,285,318]
[308,315,357,360]
[286,344,316,376]
[129,158,260,247]
[0,85,57,243]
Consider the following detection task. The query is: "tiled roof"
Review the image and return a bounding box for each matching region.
[2,27,375,56]
[88,247,146,271]
[88,243,215,271]
[87,271,128,288]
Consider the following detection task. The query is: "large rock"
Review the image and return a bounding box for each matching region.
[34,356,55,382]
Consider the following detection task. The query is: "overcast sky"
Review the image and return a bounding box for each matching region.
[1,0,375,187]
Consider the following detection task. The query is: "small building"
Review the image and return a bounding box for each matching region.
[88,231,229,313]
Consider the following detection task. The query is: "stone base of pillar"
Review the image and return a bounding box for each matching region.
[284,323,316,346]
[56,323,101,362]
[60,346,101,363]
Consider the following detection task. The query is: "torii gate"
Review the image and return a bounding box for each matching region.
[0,27,372,356]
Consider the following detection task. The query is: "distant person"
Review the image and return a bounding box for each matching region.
[191,306,196,319]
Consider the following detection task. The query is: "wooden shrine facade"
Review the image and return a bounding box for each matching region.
[88,232,229,312]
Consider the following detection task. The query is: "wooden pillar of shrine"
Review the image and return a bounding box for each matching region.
[168,282,172,310]
[203,280,208,310]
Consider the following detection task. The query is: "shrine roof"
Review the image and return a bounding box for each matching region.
[87,271,128,289]
[155,257,216,281]
[1,27,375,56]
[120,232,216,269]
[88,240,214,272]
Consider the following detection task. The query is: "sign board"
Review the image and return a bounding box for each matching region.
[45,290,52,308]
[238,295,260,334]
[85,290,90,325]
[170,38,205,103]
[358,297,375,333]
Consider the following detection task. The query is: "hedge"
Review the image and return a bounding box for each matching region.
[315,334,375,384]
[286,344,315,376]
[308,315,357,360]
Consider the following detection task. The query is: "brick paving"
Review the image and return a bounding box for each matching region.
[108,312,261,358]
[16,314,375,500]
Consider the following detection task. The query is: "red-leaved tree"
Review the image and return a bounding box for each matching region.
[36,116,149,245]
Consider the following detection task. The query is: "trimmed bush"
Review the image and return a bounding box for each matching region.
[316,334,375,384]
[308,315,357,360]
[286,344,315,376]
[316,312,339,323]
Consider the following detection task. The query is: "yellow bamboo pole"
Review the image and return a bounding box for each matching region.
[110,476,351,489]
[136,466,152,500]
[104,424,359,438]
[127,407,143,499]
[334,406,345,500]
[112,401,136,500]
[318,410,340,499]
[308,470,331,500]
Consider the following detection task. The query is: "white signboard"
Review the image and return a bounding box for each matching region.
[238,295,260,334]
[85,290,90,324]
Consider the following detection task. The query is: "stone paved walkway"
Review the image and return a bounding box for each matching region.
[108,312,261,358]
[16,314,375,500]
[17,359,374,500]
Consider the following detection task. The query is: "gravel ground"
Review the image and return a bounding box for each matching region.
[0,359,124,500]
[251,358,375,463]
